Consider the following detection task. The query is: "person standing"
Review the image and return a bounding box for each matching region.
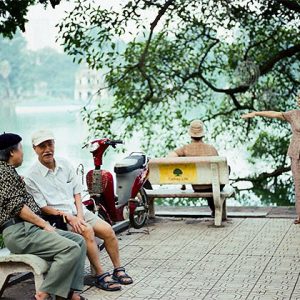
[0,133,87,300]
[241,94,300,224]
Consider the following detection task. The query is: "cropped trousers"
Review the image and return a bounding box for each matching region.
[291,159,300,216]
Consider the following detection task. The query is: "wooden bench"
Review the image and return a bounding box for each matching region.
[0,247,49,297]
[144,156,234,226]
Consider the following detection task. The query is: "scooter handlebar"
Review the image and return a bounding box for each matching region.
[105,140,123,145]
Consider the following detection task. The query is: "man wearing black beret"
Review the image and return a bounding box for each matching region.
[0,133,87,300]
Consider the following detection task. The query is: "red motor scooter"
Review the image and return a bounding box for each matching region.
[82,138,150,229]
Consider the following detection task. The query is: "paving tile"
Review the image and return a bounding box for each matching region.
[160,287,210,299]
[4,217,300,300]
[116,281,171,299]
[203,292,248,299]
[247,294,290,300]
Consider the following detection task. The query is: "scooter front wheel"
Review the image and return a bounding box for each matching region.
[129,187,148,229]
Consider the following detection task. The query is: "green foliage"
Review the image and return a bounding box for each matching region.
[248,130,289,164]
[58,0,300,203]
[0,32,79,100]
[0,0,62,38]
[0,0,35,38]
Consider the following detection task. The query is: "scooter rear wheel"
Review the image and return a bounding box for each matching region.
[129,187,148,229]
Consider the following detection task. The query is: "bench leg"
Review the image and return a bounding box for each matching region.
[34,273,44,292]
[213,194,222,227]
[215,197,227,226]
[222,199,227,221]
[148,197,155,219]
[0,262,45,295]
[214,208,222,226]
[0,272,12,298]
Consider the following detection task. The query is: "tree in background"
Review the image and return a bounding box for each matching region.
[58,0,300,204]
[0,32,32,99]
[0,0,78,100]
[0,32,78,101]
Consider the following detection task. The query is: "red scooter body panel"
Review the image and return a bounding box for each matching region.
[86,169,119,221]
[130,168,149,198]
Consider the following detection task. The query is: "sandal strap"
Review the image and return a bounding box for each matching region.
[95,272,121,291]
[103,281,118,288]
[112,267,133,284]
[113,266,125,274]
[97,272,111,282]
[115,274,130,279]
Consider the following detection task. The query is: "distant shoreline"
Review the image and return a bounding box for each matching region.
[15,104,82,114]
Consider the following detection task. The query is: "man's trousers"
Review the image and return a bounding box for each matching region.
[2,221,86,298]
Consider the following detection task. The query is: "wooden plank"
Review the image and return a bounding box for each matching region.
[145,188,233,198]
[149,156,227,164]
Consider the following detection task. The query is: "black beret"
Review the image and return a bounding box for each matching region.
[0,133,22,150]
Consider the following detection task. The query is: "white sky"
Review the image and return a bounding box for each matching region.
[23,1,163,51]
[23,2,75,51]
[23,1,237,52]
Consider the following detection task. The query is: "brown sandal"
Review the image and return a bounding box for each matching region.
[293,219,300,224]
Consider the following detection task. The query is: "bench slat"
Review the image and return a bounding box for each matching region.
[145,188,234,198]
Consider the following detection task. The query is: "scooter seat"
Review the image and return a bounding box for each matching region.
[114,155,145,174]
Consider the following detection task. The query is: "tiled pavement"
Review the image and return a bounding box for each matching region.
[2,217,300,300]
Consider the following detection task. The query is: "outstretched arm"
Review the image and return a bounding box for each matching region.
[241,111,285,120]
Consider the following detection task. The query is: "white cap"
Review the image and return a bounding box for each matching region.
[31,129,55,146]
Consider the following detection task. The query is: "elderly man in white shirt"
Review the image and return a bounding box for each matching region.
[25,130,133,292]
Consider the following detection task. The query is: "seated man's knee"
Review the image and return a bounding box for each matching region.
[94,220,115,239]
[81,224,95,241]
[63,240,82,260]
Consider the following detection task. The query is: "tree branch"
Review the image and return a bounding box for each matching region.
[244,34,276,60]
[139,0,175,67]
[259,44,300,76]
[183,44,300,102]
[277,0,300,13]
[202,107,241,122]
[233,165,291,183]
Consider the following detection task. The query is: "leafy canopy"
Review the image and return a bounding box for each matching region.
[50,1,300,202]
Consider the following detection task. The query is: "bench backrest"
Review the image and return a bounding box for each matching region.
[148,156,229,185]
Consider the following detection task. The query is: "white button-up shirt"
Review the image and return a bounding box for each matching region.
[25,157,86,215]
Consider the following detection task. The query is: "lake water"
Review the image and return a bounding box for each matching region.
[0,103,138,178]
[0,103,293,207]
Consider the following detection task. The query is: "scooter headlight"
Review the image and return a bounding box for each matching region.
[89,142,99,153]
